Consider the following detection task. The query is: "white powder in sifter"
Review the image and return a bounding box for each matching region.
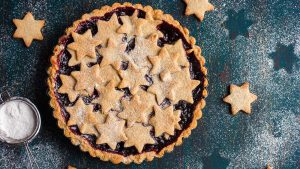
[0,100,36,140]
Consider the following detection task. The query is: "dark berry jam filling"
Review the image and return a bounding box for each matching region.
[54,7,205,156]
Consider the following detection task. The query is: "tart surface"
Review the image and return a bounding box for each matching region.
[48,2,208,164]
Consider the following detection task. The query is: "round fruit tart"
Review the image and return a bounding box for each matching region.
[48,2,208,164]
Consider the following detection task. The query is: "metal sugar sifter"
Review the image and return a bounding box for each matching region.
[0,91,41,169]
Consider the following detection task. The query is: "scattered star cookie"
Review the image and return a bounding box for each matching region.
[124,123,156,153]
[95,114,127,150]
[13,12,45,47]
[223,82,257,115]
[184,0,214,21]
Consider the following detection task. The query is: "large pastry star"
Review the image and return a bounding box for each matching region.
[150,105,181,137]
[94,13,122,46]
[95,114,127,150]
[124,123,156,153]
[269,43,299,74]
[147,75,176,105]
[184,0,214,21]
[92,80,123,113]
[118,63,149,94]
[126,33,161,68]
[58,74,82,102]
[148,47,181,79]
[171,68,200,103]
[68,29,101,62]
[223,82,257,115]
[164,39,189,67]
[13,12,45,47]
[98,38,128,70]
[66,98,104,135]
[118,95,151,127]
[222,9,254,40]
[71,64,101,95]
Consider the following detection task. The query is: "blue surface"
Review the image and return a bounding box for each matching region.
[0,0,299,168]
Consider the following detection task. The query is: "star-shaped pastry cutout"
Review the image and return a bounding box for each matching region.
[98,38,128,70]
[147,75,176,105]
[98,65,121,87]
[266,164,272,169]
[223,82,257,115]
[118,63,149,94]
[222,9,254,40]
[58,74,82,102]
[67,29,101,62]
[94,13,123,46]
[118,95,151,127]
[164,39,189,67]
[184,0,214,21]
[67,49,97,66]
[269,43,299,74]
[71,64,101,95]
[126,33,161,68]
[148,47,181,79]
[118,10,162,38]
[13,12,45,47]
[124,123,156,153]
[95,114,127,150]
[150,105,181,137]
[66,98,105,135]
[171,68,200,103]
[92,80,124,113]
[136,90,158,116]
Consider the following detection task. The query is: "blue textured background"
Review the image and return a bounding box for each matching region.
[0,0,299,169]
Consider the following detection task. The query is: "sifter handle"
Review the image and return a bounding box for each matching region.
[24,142,39,169]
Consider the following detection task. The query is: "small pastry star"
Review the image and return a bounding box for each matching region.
[171,68,200,103]
[124,123,156,153]
[223,82,258,115]
[66,98,104,135]
[184,0,214,21]
[68,29,101,62]
[148,47,181,79]
[98,38,128,70]
[147,75,176,105]
[118,95,151,127]
[58,74,82,102]
[95,114,127,150]
[266,164,272,169]
[118,63,149,94]
[13,12,45,47]
[126,33,161,68]
[118,10,162,38]
[92,80,123,113]
[94,13,123,46]
[150,105,181,137]
[71,64,101,95]
[164,39,190,67]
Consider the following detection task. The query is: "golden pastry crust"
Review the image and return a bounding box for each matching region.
[48,2,208,164]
